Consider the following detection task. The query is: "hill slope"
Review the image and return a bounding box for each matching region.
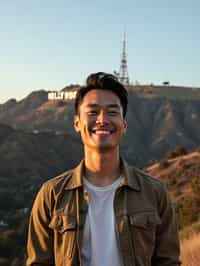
[146,151,200,229]
[1,87,200,165]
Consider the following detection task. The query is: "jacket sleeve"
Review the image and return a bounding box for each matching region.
[26,183,54,266]
[152,184,181,266]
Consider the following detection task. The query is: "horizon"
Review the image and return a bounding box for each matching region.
[1,0,200,103]
[1,81,200,105]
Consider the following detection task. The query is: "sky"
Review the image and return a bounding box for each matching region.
[0,0,200,103]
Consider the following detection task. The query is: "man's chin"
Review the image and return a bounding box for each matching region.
[90,143,116,153]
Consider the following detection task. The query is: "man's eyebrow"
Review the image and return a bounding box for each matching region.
[85,104,99,108]
[85,103,121,109]
[107,104,121,109]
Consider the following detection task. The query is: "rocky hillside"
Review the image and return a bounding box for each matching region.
[129,84,200,100]
[0,123,82,182]
[146,151,200,199]
[145,150,200,230]
[0,85,200,166]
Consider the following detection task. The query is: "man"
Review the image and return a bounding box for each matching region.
[26,72,181,266]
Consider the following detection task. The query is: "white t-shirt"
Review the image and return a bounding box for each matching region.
[81,177,123,266]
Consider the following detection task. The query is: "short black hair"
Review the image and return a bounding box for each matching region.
[74,72,128,117]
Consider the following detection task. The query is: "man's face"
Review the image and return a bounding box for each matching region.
[74,89,128,152]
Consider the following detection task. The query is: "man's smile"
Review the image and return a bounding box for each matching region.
[90,128,115,135]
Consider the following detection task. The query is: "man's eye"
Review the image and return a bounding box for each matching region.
[87,111,98,115]
[108,111,119,115]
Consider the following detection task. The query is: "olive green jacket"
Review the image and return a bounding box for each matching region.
[26,159,181,266]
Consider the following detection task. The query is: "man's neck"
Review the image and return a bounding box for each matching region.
[84,148,121,187]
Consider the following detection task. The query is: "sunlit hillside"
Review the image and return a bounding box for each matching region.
[146,148,200,230]
[181,233,200,266]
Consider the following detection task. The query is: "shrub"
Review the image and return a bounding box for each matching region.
[159,159,170,169]
[174,189,182,197]
[169,176,177,186]
[165,150,177,159]
[176,195,200,229]
[165,146,187,159]
[191,176,200,199]
[174,146,187,156]
[56,100,65,107]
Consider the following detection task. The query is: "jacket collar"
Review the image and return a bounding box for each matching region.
[120,159,140,191]
[64,158,140,191]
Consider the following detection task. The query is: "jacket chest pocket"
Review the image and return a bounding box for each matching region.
[49,214,76,259]
[129,212,161,266]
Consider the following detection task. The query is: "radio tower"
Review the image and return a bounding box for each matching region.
[119,31,129,85]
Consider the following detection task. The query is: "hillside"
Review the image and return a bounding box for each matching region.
[146,151,200,197]
[145,150,200,230]
[146,150,200,266]
[129,84,200,100]
[0,86,200,166]
[0,123,82,182]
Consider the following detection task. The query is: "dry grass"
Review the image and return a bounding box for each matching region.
[181,233,200,266]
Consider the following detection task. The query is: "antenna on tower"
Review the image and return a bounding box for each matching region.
[119,30,129,86]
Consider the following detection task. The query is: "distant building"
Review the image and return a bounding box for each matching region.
[163,81,170,86]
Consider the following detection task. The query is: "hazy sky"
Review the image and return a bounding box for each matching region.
[0,0,200,103]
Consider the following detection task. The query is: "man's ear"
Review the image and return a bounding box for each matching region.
[74,115,80,133]
[123,119,128,134]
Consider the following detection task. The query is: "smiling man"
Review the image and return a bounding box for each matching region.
[26,72,181,266]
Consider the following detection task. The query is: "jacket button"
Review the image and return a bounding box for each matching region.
[84,189,90,201]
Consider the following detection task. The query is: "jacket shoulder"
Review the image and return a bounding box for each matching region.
[41,168,74,193]
[131,166,172,213]
[132,166,167,192]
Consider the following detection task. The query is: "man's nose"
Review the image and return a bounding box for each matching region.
[96,111,109,124]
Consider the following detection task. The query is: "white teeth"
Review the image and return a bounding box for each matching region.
[95,130,110,135]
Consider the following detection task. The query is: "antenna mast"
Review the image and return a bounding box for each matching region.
[119,31,129,85]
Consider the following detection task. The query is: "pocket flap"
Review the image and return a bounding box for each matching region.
[49,215,76,233]
[129,212,161,229]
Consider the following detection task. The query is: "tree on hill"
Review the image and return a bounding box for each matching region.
[165,146,187,159]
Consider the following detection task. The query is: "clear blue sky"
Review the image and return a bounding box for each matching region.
[0,0,200,103]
